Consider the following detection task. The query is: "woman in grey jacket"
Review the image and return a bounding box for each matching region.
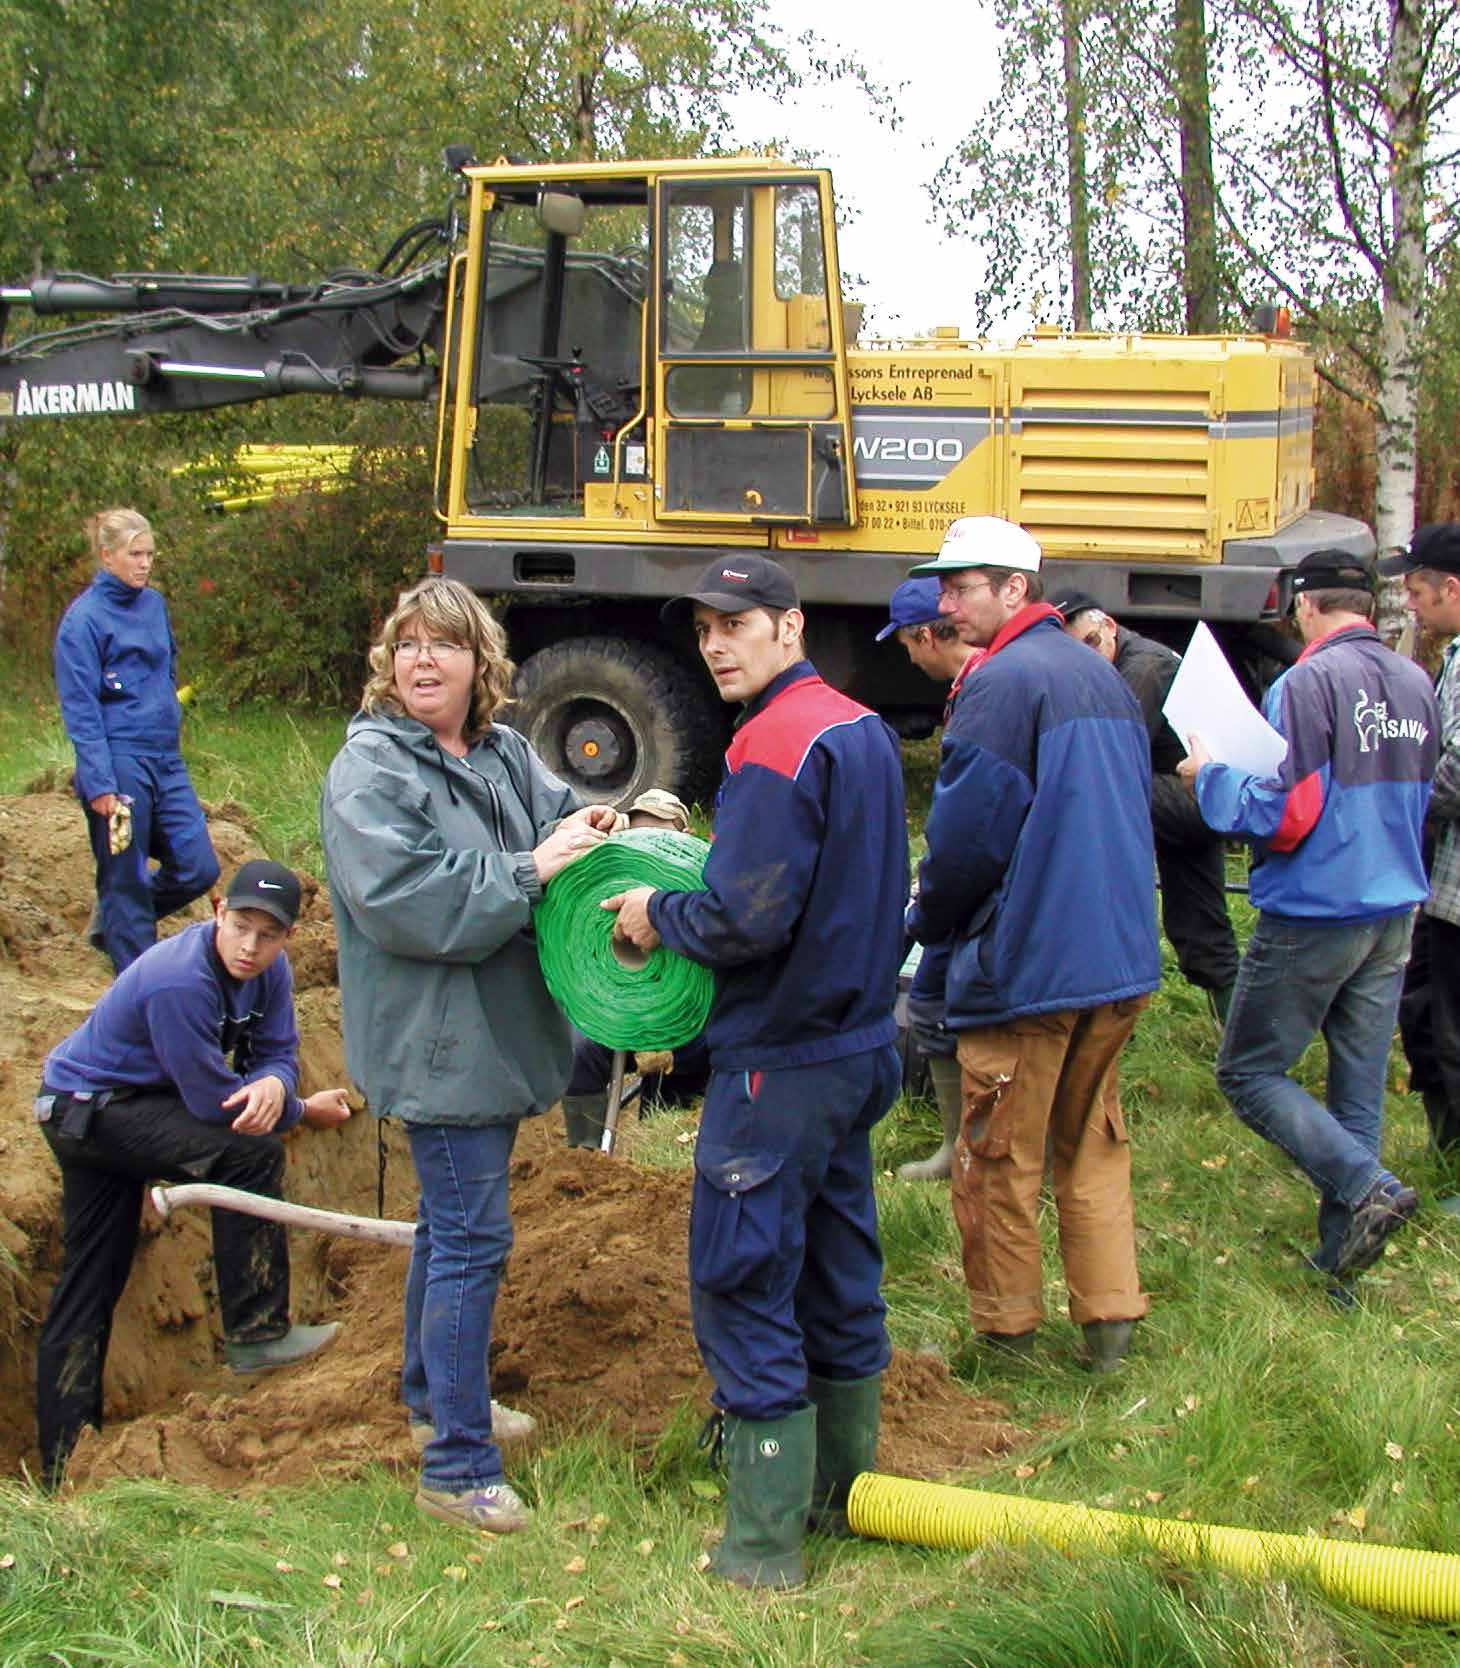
[322,578,615,1533]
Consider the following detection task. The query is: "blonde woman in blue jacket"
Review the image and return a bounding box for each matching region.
[54,508,218,972]
[322,577,615,1535]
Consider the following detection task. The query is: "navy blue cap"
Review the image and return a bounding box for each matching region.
[1378,524,1460,579]
[1290,549,1377,595]
[875,578,945,641]
[225,859,301,928]
[661,554,799,624]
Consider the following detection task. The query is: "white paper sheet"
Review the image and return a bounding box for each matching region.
[1161,621,1288,780]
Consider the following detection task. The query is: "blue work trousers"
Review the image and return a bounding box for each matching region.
[402,1121,517,1491]
[1216,909,1413,1264]
[690,1044,900,1421]
[85,751,218,973]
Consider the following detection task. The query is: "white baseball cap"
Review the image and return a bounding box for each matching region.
[909,516,1043,576]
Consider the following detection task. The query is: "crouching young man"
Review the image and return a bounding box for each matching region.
[34,860,351,1486]
[603,556,909,1589]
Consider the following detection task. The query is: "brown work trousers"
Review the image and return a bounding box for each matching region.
[952,999,1149,1336]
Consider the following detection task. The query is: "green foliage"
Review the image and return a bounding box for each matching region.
[162,447,435,709]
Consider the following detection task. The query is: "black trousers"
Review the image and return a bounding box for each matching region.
[35,1089,291,1484]
[1151,774,1240,993]
[1398,912,1460,1150]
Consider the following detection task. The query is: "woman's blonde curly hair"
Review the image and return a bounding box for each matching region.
[362,577,515,743]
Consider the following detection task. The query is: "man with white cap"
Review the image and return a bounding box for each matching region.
[906,517,1160,1372]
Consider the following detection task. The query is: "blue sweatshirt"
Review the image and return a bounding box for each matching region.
[650,660,909,1071]
[54,570,182,803]
[910,606,1160,1028]
[1196,623,1438,923]
[44,920,304,1128]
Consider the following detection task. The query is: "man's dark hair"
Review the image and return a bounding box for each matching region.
[761,607,807,650]
[929,619,962,642]
[977,565,1045,603]
[1304,586,1375,621]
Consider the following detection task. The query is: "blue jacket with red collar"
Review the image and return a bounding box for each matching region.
[909,605,1160,1028]
[44,920,305,1128]
[1195,622,1438,922]
[649,659,908,1071]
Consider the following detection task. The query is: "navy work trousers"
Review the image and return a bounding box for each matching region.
[689,1044,900,1421]
[85,751,219,974]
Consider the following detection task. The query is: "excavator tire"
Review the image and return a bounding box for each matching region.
[512,635,725,808]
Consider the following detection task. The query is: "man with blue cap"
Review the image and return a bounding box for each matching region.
[878,577,984,1180]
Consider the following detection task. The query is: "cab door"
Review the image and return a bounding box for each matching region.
[652,172,857,526]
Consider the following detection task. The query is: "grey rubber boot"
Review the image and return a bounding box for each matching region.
[709,1406,817,1589]
[561,1093,608,1149]
[806,1372,880,1535]
[1081,1319,1135,1373]
[226,1321,342,1374]
[897,1055,962,1181]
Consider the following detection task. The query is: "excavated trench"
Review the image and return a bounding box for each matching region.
[0,791,1021,1491]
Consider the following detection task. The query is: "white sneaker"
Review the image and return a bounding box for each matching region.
[409,1401,537,1450]
[416,1480,532,1533]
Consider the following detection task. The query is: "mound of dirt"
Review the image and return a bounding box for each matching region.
[66,1135,1021,1492]
[1,789,1022,1493]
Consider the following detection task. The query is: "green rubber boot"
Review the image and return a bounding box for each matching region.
[562,1093,607,1149]
[807,1372,881,1535]
[709,1406,817,1589]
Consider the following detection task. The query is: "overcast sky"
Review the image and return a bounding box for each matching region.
[724,0,1005,336]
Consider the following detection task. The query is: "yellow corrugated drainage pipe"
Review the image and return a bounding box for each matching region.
[847,1472,1460,1623]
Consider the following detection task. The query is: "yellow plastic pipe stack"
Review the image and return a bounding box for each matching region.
[848,1473,1460,1623]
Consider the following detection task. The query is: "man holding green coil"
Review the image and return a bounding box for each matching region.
[603,554,908,1591]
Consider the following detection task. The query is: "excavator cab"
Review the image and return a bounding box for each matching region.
[436,158,857,535]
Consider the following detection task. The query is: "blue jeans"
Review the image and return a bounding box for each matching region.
[690,1045,900,1421]
[402,1122,517,1491]
[1217,910,1413,1261]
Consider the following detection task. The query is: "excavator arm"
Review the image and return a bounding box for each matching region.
[0,217,458,420]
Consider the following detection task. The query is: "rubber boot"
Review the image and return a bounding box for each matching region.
[562,1093,608,1149]
[709,1406,817,1589]
[806,1372,880,1535]
[897,1055,962,1181]
[1081,1319,1134,1373]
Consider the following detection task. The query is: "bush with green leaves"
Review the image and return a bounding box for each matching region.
[162,447,436,709]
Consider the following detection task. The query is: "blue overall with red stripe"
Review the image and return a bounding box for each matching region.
[650,661,908,1417]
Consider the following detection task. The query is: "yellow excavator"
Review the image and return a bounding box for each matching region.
[2,148,1365,799]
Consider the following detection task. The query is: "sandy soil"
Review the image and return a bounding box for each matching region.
[0,791,1021,1493]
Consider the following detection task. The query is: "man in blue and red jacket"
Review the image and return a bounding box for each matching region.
[1179,550,1438,1284]
[604,554,907,1591]
[907,516,1160,1373]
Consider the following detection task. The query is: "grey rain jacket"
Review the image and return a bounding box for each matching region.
[321,708,580,1126]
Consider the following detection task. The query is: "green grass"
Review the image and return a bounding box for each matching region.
[7,690,1460,1664]
[0,684,348,873]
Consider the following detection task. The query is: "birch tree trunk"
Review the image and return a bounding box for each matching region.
[1373,0,1426,641]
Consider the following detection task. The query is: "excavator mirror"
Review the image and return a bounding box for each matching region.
[538,191,585,239]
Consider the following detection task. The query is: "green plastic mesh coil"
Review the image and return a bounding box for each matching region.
[535,827,714,1051]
